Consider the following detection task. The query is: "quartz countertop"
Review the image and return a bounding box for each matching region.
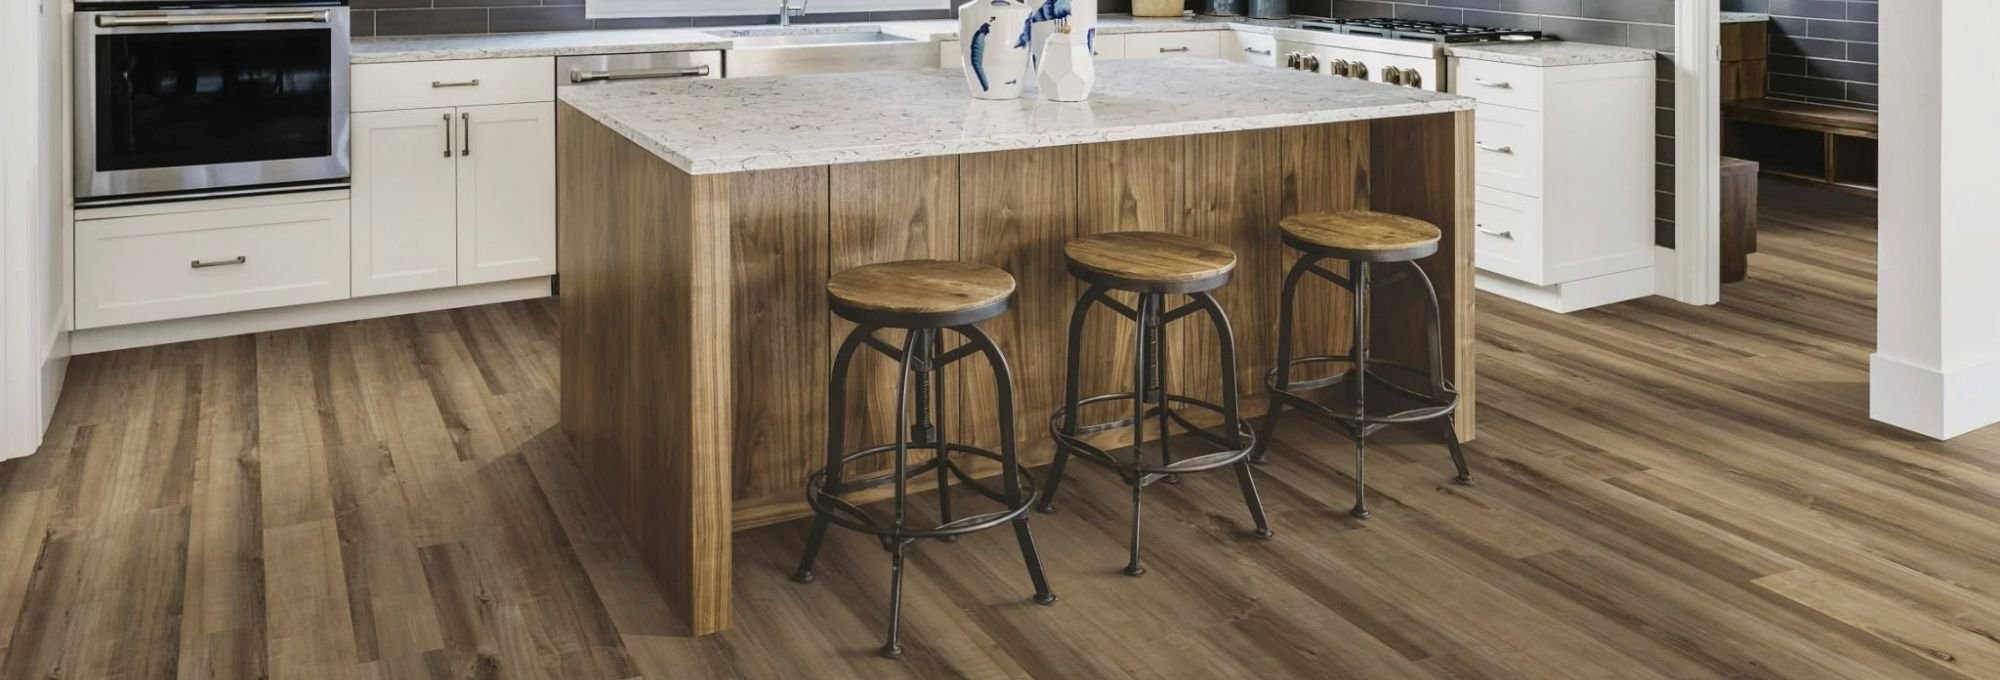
[350,15,1291,63]
[557,57,1471,175]
[1720,12,1771,23]
[1445,40,1656,67]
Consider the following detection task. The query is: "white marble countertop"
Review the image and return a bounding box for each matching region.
[557,57,1471,175]
[1720,12,1771,23]
[1445,40,1656,68]
[350,15,1289,63]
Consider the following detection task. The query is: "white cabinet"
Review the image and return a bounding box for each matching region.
[1450,55,1655,311]
[75,194,351,329]
[1224,31,1277,67]
[352,108,460,296]
[351,58,556,297]
[457,102,556,285]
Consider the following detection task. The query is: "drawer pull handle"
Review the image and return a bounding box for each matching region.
[1159,46,1191,53]
[1243,47,1272,56]
[1476,142,1514,154]
[1475,225,1514,240]
[431,79,481,88]
[191,256,247,269]
[1471,78,1512,89]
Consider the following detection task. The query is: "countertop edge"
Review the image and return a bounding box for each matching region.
[562,94,1473,176]
[1445,42,1658,68]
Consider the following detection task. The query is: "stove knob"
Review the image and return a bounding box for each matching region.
[1401,68,1423,88]
[1284,52,1301,69]
[1329,58,1349,77]
[1348,62,1369,80]
[1383,68,1403,86]
[1301,54,1320,72]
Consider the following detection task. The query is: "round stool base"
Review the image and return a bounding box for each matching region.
[1123,564,1147,578]
[791,570,815,584]
[1349,505,1372,520]
[880,644,904,660]
[1034,592,1060,605]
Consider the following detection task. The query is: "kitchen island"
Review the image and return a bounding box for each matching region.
[556,58,1475,635]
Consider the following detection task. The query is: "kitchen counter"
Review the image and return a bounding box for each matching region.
[350,15,1291,63]
[1721,12,1771,23]
[555,57,1477,636]
[1446,40,1656,67]
[557,58,1470,174]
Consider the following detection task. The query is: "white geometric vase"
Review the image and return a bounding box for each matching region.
[959,0,1034,100]
[1024,0,1097,73]
[1038,30,1095,102]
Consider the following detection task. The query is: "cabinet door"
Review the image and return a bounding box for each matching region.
[456,102,556,285]
[352,107,460,297]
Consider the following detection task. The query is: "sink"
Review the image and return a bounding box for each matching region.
[715,30,917,47]
[712,27,939,77]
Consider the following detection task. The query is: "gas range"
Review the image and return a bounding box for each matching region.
[1272,18,1548,92]
[1295,18,1542,44]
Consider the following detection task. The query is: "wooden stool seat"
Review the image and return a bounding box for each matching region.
[1063,231,1237,294]
[827,260,1016,327]
[1279,210,1441,262]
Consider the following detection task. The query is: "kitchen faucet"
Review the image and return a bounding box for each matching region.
[778,0,808,26]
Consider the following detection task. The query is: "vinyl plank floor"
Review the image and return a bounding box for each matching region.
[7,183,1988,679]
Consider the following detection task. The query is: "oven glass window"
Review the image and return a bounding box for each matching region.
[95,29,333,171]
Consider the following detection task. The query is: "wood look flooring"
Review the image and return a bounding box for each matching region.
[5,182,1996,679]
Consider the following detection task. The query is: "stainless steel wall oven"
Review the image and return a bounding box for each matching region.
[75,1,350,203]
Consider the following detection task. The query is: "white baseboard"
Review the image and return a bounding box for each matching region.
[1476,267,1655,313]
[38,301,69,437]
[1870,352,2000,440]
[71,276,551,355]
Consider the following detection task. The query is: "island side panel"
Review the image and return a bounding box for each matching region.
[729,167,832,503]
[957,147,1078,464]
[1182,129,1287,400]
[1366,111,1477,441]
[828,157,961,477]
[557,104,734,635]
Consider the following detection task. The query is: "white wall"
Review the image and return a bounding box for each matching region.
[1871,0,2000,439]
[1,0,71,460]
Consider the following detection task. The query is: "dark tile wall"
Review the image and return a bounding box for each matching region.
[350,0,966,37]
[1307,0,1679,246]
[1722,0,1877,109]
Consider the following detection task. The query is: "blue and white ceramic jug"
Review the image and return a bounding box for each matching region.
[959,0,1034,100]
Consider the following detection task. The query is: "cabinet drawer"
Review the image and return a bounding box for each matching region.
[1452,58,1543,111]
[77,197,350,329]
[1473,188,1544,285]
[353,57,553,113]
[1228,31,1277,66]
[1473,104,1544,197]
[1124,32,1219,59]
[1090,33,1126,60]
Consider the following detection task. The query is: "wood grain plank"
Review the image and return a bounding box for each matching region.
[1368,112,1476,441]
[1075,137,1185,412]
[729,167,832,503]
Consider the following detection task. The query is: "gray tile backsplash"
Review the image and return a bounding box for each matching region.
[1724,0,1876,109]
[1314,0,1678,246]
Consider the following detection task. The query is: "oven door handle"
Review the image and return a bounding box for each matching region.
[95,11,331,28]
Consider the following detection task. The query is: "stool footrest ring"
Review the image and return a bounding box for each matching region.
[804,442,1039,541]
[1049,392,1257,477]
[1266,357,1459,429]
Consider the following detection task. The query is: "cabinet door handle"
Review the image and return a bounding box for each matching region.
[191,256,247,269]
[442,113,453,157]
[1475,142,1514,154]
[1243,47,1272,56]
[1475,225,1513,239]
[461,112,472,157]
[1471,78,1512,89]
[1159,46,1191,53]
[431,79,481,88]
[569,64,710,83]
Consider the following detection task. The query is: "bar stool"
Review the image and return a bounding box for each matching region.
[791,259,1057,659]
[1255,211,1473,519]
[1037,231,1273,577]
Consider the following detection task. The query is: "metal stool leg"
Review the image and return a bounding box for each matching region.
[882,540,909,659]
[1150,294,1177,484]
[924,330,961,539]
[1040,286,1105,514]
[1124,294,1156,577]
[957,323,1058,605]
[1406,261,1474,486]
[880,330,921,658]
[1190,291,1272,539]
[795,325,873,583]
[1254,256,1314,465]
[1348,261,1372,520]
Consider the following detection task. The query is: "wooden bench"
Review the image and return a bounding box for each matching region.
[1720,157,1759,284]
[1722,98,1878,195]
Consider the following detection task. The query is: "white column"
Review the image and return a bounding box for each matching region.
[1871,0,2000,439]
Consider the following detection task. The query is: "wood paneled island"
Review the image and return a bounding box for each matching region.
[555,58,1476,635]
